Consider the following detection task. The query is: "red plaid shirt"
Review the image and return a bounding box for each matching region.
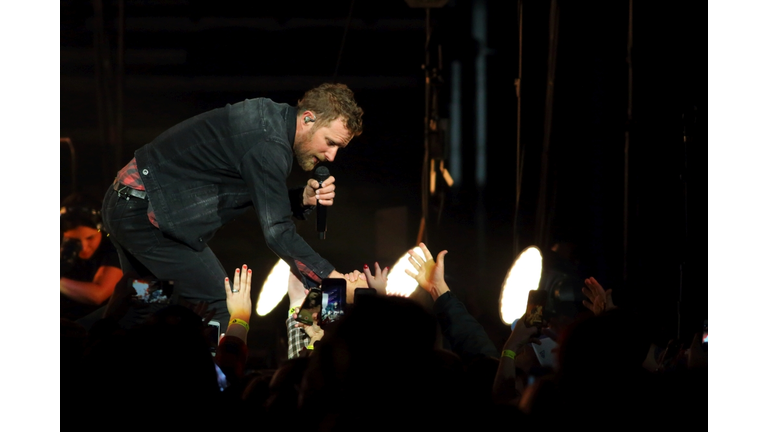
[116,158,159,228]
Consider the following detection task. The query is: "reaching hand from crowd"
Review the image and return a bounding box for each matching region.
[292,310,324,351]
[340,270,369,303]
[581,277,616,316]
[494,318,543,404]
[405,243,449,301]
[288,271,308,309]
[362,262,389,293]
[225,264,252,342]
[687,332,707,370]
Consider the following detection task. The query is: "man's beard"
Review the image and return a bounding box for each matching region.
[294,133,317,172]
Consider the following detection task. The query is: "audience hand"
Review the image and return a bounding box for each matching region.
[224,264,252,341]
[102,275,135,321]
[179,298,216,325]
[288,271,308,308]
[504,318,543,354]
[581,276,616,316]
[404,242,449,301]
[342,270,369,303]
[687,332,707,370]
[362,262,388,293]
[293,311,325,348]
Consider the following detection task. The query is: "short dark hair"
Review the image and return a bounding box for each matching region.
[60,193,103,232]
[297,83,363,137]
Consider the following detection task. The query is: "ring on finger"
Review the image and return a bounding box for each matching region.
[232,289,240,293]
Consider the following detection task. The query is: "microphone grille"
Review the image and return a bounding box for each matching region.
[314,166,330,182]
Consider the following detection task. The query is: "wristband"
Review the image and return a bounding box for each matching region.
[289,307,298,317]
[229,318,250,332]
[502,349,517,360]
[306,345,314,350]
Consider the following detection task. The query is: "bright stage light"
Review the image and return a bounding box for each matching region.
[385,246,427,297]
[256,259,291,316]
[499,246,543,325]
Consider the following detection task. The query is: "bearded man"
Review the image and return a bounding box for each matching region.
[101,83,367,327]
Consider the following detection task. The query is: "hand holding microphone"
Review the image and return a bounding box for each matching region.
[309,166,334,239]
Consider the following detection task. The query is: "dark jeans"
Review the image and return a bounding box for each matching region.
[101,184,231,328]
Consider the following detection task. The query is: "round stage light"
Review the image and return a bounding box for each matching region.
[385,246,427,297]
[255,259,291,316]
[499,246,543,325]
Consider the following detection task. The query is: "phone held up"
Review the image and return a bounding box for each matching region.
[296,278,349,328]
[296,288,322,326]
[524,290,548,328]
[354,287,377,305]
[207,320,221,356]
[319,278,347,326]
[130,278,174,306]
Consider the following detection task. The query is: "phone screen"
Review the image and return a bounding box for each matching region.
[524,290,547,327]
[131,279,174,304]
[297,288,322,325]
[207,320,221,355]
[320,278,347,325]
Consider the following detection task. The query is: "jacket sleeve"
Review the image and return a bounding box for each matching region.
[239,142,334,287]
[434,291,499,362]
[288,186,316,221]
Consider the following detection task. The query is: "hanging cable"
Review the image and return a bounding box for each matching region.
[333,0,356,79]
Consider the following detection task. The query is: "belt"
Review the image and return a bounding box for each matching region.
[113,180,147,200]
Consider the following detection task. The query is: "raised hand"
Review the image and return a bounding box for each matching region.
[581,276,616,316]
[362,262,389,292]
[226,264,252,322]
[404,242,449,301]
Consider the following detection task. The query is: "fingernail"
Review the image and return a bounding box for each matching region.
[236,269,240,273]
[375,262,379,267]
[248,269,252,274]
[225,277,229,281]
[364,264,369,269]
[385,267,389,271]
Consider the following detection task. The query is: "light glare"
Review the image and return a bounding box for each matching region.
[386,247,426,297]
[499,246,543,325]
[256,259,291,316]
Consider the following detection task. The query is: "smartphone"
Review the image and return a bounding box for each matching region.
[524,290,548,327]
[702,320,708,352]
[130,278,174,304]
[354,287,377,304]
[320,278,347,325]
[207,320,221,356]
[297,288,322,325]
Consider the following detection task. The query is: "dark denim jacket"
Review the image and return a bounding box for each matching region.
[134,98,334,285]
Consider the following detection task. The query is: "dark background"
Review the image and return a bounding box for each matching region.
[60,0,706,368]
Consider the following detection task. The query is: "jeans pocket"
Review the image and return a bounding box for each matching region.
[107,195,162,255]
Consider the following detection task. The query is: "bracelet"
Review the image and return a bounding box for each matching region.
[289,307,298,317]
[502,349,517,360]
[229,318,250,332]
[306,345,314,350]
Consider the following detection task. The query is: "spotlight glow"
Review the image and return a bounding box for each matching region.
[386,246,427,297]
[499,246,543,325]
[256,259,291,316]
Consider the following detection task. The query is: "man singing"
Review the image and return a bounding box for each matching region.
[101,83,366,326]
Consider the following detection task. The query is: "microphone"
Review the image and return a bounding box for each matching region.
[314,166,330,239]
